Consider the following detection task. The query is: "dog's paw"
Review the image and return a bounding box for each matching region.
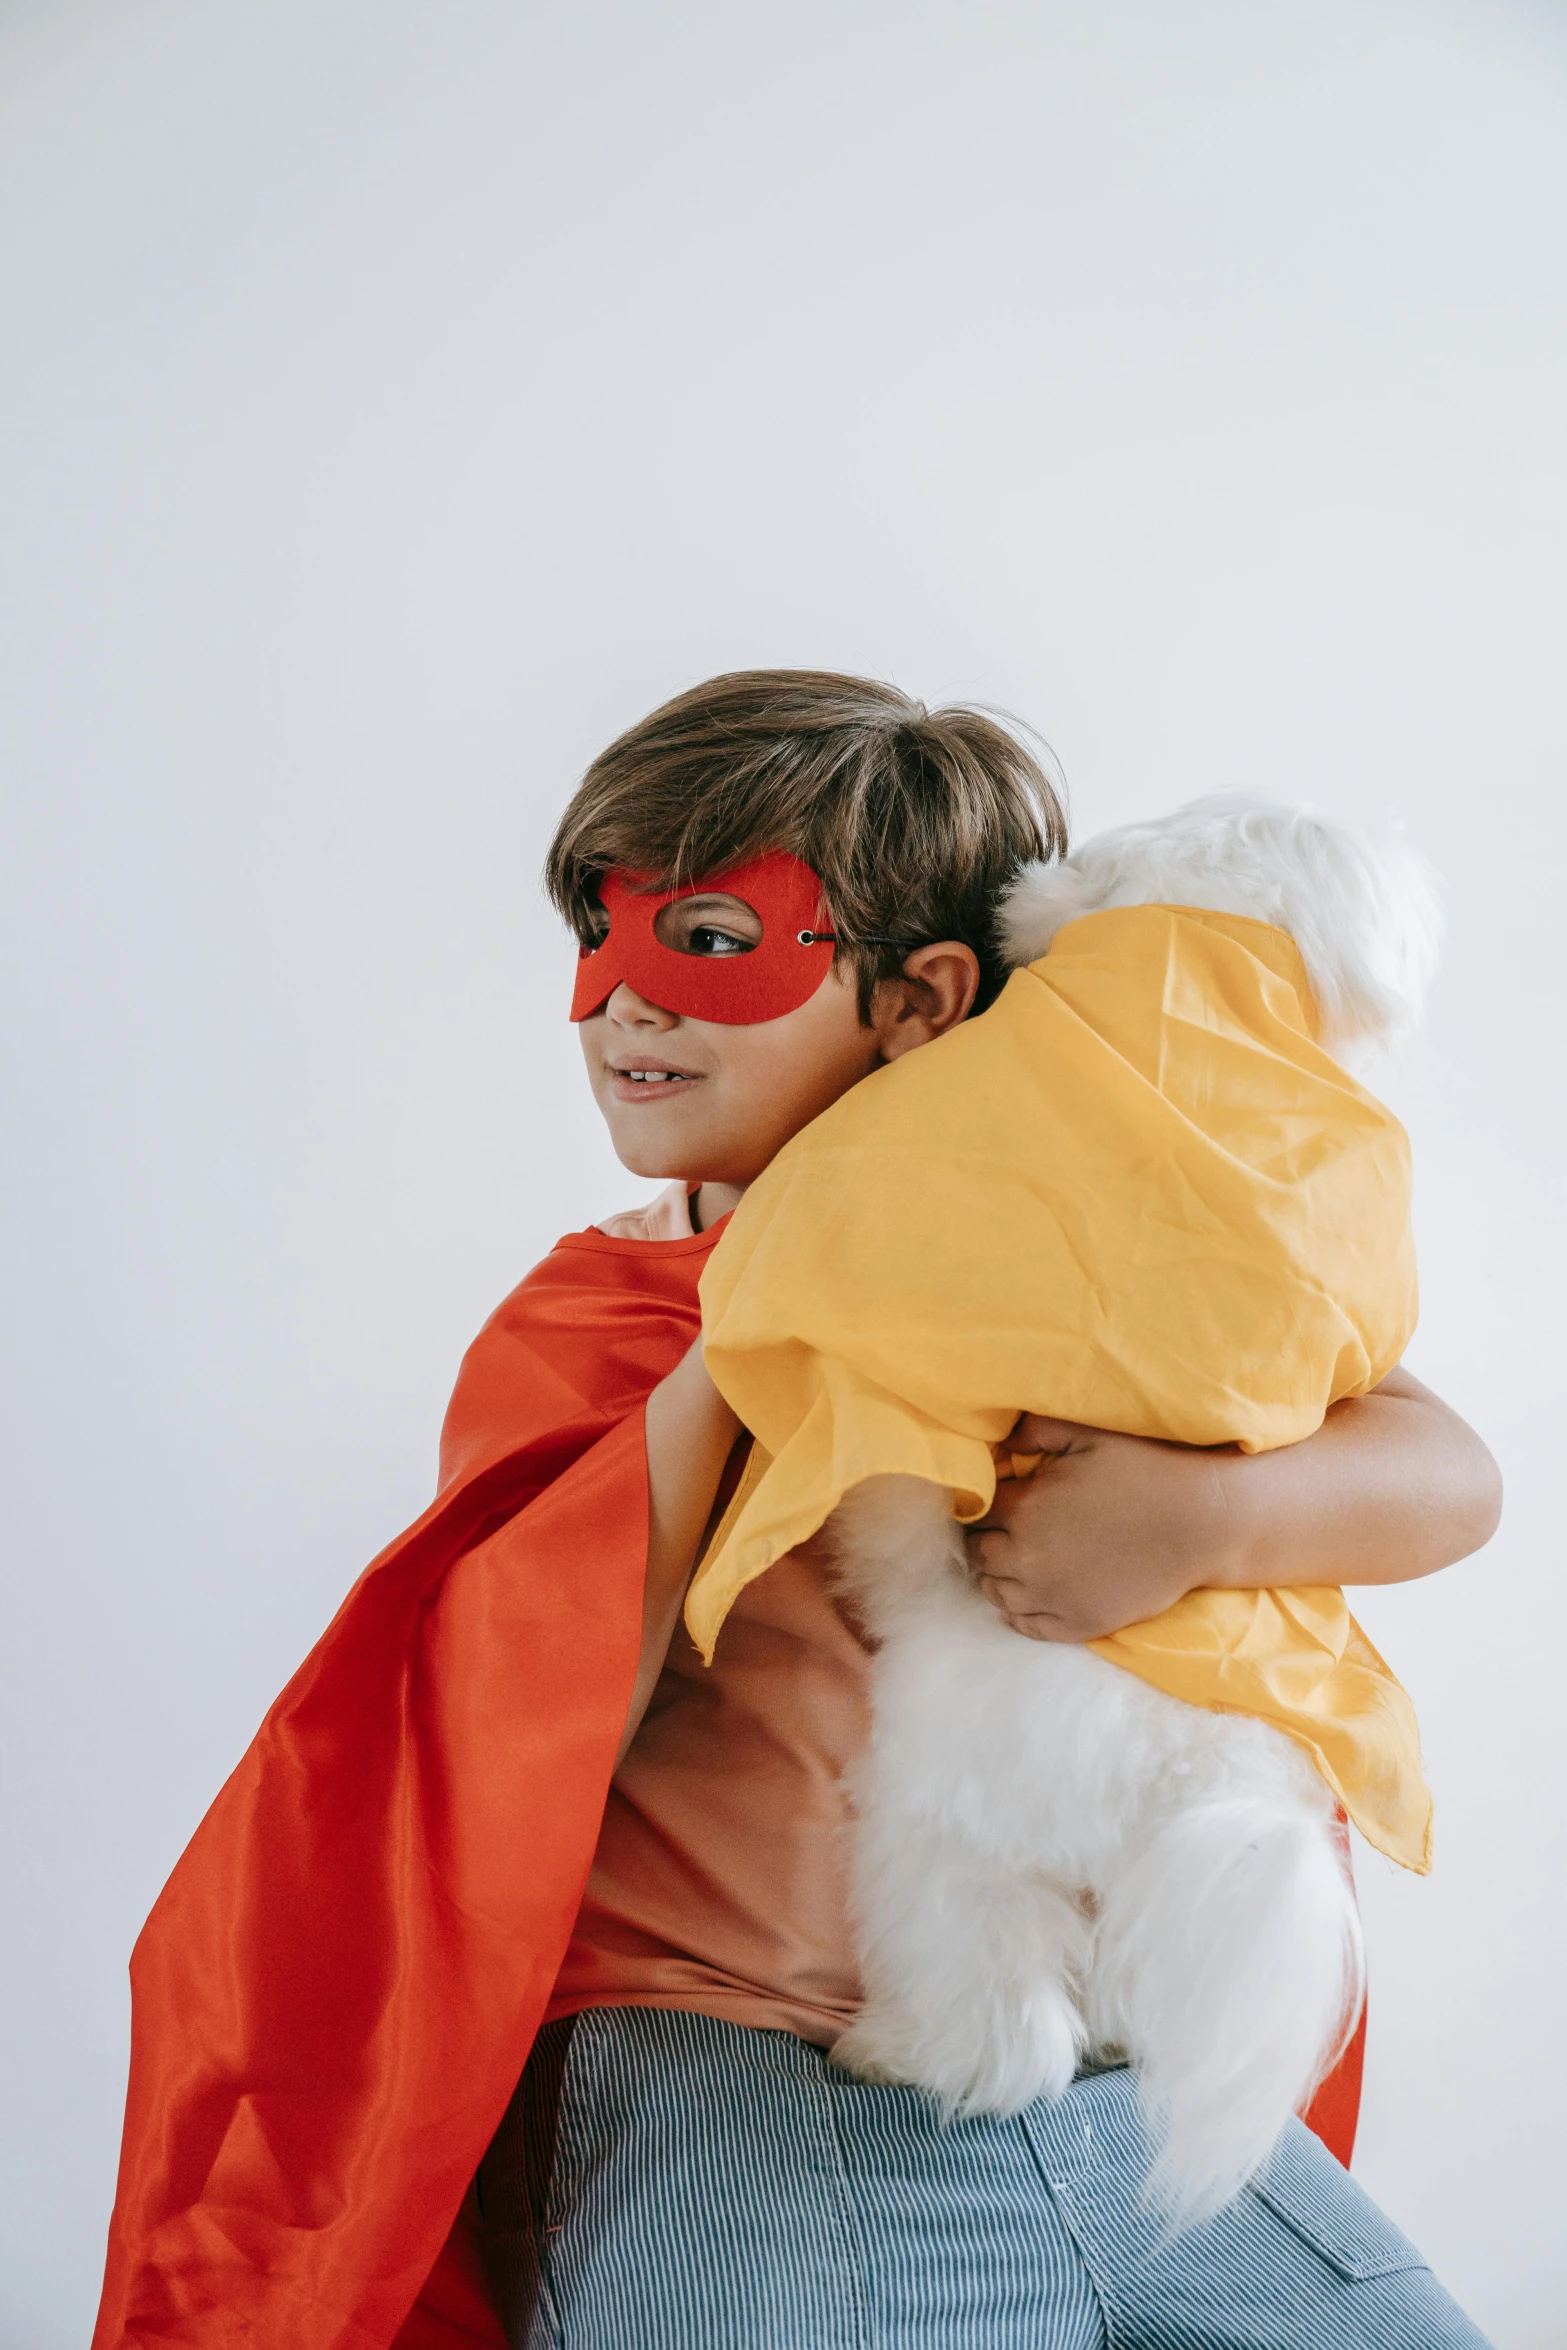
[944,1981,1083,2114]
[829,2016,910,2087]
[835,1983,1084,2116]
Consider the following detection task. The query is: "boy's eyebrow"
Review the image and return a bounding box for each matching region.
[664,891,758,908]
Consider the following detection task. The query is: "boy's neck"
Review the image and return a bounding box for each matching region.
[692,1182,746,1234]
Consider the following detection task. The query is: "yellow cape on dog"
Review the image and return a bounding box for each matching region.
[691,904,1431,1872]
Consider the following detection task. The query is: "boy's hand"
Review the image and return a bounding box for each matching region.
[965,1371,1502,1643]
[965,1419,1237,1643]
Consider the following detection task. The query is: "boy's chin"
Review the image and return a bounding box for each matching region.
[604,1105,757,1190]
[611,1136,706,1184]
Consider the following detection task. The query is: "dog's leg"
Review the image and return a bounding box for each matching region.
[826,1477,1102,2116]
[834,1799,1091,2116]
[1087,1784,1364,2225]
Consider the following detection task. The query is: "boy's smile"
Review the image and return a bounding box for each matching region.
[608,1051,706,1100]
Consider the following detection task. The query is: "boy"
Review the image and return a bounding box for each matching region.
[94,672,1500,2349]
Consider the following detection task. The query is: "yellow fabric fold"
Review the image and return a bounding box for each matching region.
[690,904,1431,1872]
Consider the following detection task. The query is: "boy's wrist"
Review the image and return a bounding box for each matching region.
[1197,1447,1270,1591]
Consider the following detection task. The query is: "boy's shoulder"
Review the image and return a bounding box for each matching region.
[594,1180,697,1244]
[482,1181,707,1356]
[436,1189,712,1491]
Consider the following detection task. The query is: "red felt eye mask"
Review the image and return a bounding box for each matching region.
[569,851,837,1025]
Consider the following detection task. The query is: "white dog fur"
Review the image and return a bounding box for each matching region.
[825,797,1442,2225]
[999,792,1443,1063]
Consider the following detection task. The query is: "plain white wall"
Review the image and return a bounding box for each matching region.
[2,2,1563,2343]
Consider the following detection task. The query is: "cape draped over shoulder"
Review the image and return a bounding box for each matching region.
[92,1221,719,2350]
[93,1202,1367,2350]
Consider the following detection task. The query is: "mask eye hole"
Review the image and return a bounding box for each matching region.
[653,893,763,958]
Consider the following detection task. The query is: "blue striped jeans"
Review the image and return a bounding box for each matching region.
[477,2006,1490,2349]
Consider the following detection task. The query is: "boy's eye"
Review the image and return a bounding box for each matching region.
[653,894,764,956]
[687,924,755,957]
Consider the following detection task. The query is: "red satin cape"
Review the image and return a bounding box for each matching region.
[92,1220,1364,2349]
[92,1223,717,2350]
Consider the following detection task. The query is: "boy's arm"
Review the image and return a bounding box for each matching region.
[620,1339,742,1762]
[967,1366,1503,1645]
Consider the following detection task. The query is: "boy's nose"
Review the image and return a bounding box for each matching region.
[605,980,680,1029]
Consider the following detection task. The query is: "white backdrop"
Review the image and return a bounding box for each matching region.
[2,3,1563,2343]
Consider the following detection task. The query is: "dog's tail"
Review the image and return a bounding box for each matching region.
[999,795,1443,1056]
[1089,1791,1366,2231]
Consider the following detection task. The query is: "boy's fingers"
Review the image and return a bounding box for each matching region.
[975,1582,1085,1642]
[966,1523,1068,1595]
[973,1571,1027,1619]
[1008,1412,1095,1454]
[973,1569,1076,1628]
[965,1524,1031,1580]
[969,1477,1043,1535]
[972,1568,1025,1610]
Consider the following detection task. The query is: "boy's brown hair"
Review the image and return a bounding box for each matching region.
[544,670,1069,1016]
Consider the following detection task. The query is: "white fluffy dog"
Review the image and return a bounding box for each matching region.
[826,797,1442,2225]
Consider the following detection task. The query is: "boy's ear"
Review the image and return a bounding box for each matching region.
[874,942,981,1061]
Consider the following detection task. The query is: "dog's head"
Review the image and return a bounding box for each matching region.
[999,795,1443,1058]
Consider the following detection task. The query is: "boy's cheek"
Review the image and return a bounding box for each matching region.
[594,1080,729,1177]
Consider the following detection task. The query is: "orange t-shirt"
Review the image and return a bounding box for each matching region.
[544,1185,871,2047]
